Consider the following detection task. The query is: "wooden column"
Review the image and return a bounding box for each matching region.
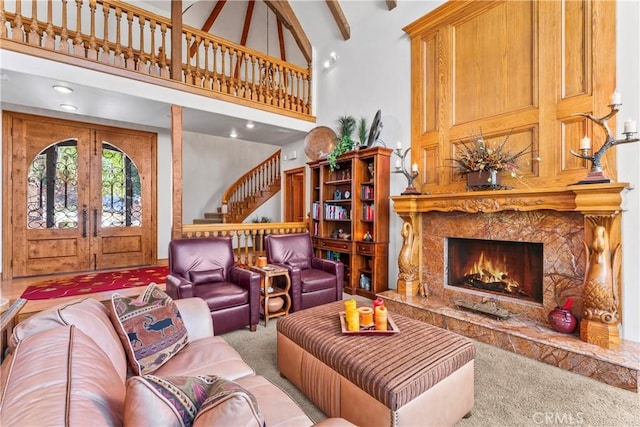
[171,104,183,240]
[170,0,182,81]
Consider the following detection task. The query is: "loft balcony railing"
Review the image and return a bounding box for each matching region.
[0,0,313,120]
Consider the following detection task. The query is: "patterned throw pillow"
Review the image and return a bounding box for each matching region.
[124,375,264,427]
[194,377,264,427]
[125,375,216,427]
[110,283,188,375]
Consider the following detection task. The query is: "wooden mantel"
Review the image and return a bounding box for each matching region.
[391,183,629,215]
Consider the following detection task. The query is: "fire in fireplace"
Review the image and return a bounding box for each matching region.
[447,237,543,304]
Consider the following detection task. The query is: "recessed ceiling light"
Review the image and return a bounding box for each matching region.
[60,104,78,111]
[53,85,73,94]
[246,121,255,129]
[229,130,238,138]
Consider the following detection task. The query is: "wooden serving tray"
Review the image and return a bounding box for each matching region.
[339,311,400,336]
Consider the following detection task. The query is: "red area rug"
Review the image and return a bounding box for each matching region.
[20,266,169,300]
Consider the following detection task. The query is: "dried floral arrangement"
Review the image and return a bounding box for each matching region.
[453,130,531,177]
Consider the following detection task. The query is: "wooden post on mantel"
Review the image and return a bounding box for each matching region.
[397,213,424,297]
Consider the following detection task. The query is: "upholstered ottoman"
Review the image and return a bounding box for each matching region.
[277,301,475,426]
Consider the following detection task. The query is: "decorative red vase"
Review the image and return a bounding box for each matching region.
[548,307,578,334]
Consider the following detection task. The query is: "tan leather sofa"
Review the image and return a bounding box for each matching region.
[0,296,352,426]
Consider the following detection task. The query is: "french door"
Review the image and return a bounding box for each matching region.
[5,112,156,278]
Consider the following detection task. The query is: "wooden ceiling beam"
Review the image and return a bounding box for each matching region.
[325,0,350,40]
[386,0,397,11]
[234,0,255,78]
[189,0,227,58]
[263,0,312,64]
[239,0,255,46]
[277,18,287,62]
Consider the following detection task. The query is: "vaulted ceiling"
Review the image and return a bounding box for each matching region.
[176,0,398,66]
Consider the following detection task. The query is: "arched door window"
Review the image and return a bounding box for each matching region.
[26,139,78,229]
[101,143,142,227]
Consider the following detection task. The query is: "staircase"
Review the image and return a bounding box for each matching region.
[194,150,282,224]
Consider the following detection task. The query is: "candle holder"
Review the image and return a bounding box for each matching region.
[392,146,424,195]
[570,103,639,184]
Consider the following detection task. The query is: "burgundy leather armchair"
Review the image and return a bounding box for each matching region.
[265,233,344,312]
[166,237,261,334]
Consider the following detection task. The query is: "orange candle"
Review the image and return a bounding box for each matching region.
[346,307,360,331]
[373,298,384,322]
[358,307,374,327]
[375,306,388,331]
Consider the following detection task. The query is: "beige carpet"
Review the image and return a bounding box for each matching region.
[222,311,640,427]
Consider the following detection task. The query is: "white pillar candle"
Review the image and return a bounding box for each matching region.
[396,141,402,149]
[611,91,621,105]
[580,135,591,150]
[411,163,418,173]
[623,119,637,134]
[395,158,402,168]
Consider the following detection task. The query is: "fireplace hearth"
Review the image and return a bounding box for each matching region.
[447,237,543,304]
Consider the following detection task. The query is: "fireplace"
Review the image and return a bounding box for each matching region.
[446,237,543,304]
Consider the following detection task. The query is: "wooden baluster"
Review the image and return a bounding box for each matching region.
[158,22,168,78]
[100,4,111,63]
[137,15,147,72]
[73,0,84,56]
[42,0,55,49]
[184,31,193,84]
[59,0,69,52]
[305,70,311,114]
[250,54,257,101]
[148,19,157,74]
[86,0,97,59]
[243,229,251,265]
[112,7,122,66]
[0,0,7,39]
[194,34,202,87]
[11,0,24,41]
[202,39,210,89]
[28,0,40,45]
[298,70,304,112]
[221,45,228,93]
[125,10,135,70]
[212,41,219,91]
[278,64,285,107]
[228,47,235,94]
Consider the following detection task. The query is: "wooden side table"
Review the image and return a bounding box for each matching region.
[250,265,291,326]
[1,297,27,362]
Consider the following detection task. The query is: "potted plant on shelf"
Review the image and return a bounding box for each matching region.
[453,130,531,190]
[327,115,356,171]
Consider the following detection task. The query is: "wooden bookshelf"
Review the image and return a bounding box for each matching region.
[309,146,391,299]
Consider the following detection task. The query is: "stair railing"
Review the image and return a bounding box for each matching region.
[222,150,282,223]
[181,221,309,266]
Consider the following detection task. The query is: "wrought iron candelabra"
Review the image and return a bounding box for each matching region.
[571,102,639,184]
[391,146,423,195]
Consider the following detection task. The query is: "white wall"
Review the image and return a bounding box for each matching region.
[303,1,639,342]
[182,131,282,223]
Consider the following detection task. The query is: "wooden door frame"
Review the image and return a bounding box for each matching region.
[1,111,158,279]
[283,167,306,222]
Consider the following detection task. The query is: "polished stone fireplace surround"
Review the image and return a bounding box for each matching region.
[386,183,639,392]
